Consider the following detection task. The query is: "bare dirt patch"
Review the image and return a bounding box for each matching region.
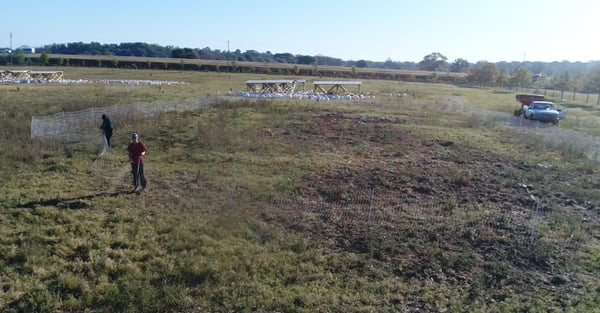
[256,104,600,307]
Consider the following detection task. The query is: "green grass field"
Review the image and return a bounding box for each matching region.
[0,67,599,312]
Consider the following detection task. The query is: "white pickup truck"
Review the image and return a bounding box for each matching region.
[523,101,566,125]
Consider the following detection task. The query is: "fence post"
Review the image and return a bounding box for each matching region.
[367,187,375,223]
[529,200,540,245]
[227,180,237,210]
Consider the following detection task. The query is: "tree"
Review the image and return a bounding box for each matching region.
[383,58,397,69]
[495,68,509,88]
[12,50,25,65]
[584,69,600,105]
[316,55,344,66]
[450,58,470,73]
[296,55,315,65]
[274,53,295,63]
[572,72,586,101]
[418,52,448,71]
[467,62,498,87]
[530,73,548,90]
[171,48,197,59]
[429,72,439,83]
[243,50,262,62]
[530,62,545,76]
[551,71,573,100]
[40,51,49,66]
[510,65,532,90]
[356,60,368,68]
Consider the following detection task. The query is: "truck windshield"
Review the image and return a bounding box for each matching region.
[534,103,552,110]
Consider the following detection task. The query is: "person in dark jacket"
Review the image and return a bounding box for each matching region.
[100,114,113,149]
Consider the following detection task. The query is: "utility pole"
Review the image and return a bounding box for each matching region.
[9,32,13,66]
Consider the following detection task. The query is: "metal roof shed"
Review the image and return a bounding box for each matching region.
[245,79,306,93]
[313,80,361,94]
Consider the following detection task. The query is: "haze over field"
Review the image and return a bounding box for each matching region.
[2,0,598,63]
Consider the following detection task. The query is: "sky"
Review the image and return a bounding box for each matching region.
[2,0,598,63]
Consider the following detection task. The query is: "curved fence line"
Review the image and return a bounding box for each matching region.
[31,97,219,145]
[458,103,600,162]
[31,94,600,161]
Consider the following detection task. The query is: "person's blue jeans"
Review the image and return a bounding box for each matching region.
[131,163,147,189]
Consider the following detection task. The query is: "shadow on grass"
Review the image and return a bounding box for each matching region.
[15,190,135,209]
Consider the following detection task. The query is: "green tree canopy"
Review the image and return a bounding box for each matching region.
[510,65,532,90]
[551,71,573,100]
[356,60,368,68]
[467,61,498,87]
[418,52,448,71]
[40,51,49,66]
[450,58,470,73]
[584,68,600,105]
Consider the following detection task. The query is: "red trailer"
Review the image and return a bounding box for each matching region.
[514,93,545,116]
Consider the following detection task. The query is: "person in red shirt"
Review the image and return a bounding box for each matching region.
[127,133,147,191]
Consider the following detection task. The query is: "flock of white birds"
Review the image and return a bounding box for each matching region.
[231,91,372,101]
[0,77,187,85]
[2,73,370,101]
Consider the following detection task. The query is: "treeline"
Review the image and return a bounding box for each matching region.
[171,47,421,71]
[466,61,600,104]
[0,52,462,84]
[9,41,600,77]
[36,42,420,71]
[42,42,172,58]
[3,41,600,100]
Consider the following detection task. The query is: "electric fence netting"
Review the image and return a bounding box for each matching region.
[31,97,219,145]
[443,97,600,162]
[31,96,221,186]
[28,95,600,229]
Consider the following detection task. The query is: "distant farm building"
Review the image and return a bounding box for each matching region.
[18,46,36,54]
